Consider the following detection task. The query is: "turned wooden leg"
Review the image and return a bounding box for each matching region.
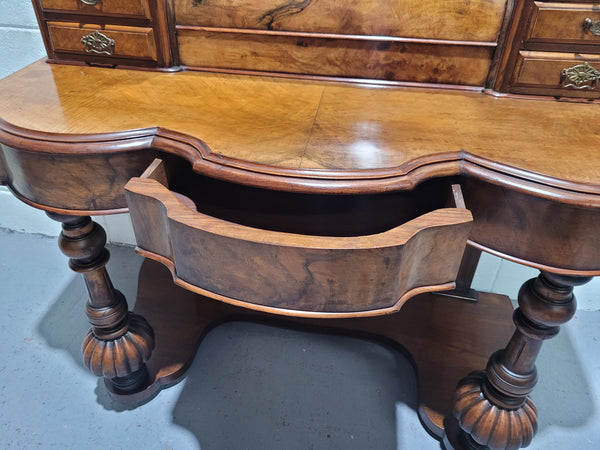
[48,213,155,394]
[451,271,592,450]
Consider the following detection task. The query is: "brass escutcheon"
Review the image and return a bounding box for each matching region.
[583,18,600,36]
[81,30,115,56]
[560,62,600,90]
[80,0,100,5]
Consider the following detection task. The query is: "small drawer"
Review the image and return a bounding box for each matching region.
[527,2,600,45]
[124,159,473,317]
[510,50,600,98]
[40,0,150,19]
[47,22,157,61]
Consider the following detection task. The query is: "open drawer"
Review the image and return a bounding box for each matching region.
[124,159,472,317]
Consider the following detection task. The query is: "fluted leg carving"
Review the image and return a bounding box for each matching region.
[48,213,155,394]
[452,272,592,450]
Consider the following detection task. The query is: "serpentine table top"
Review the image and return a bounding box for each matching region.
[1,60,599,198]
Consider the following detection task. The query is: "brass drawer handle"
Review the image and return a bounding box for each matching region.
[80,0,100,5]
[560,62,600,90]
[583,18,600,35]
[81,30,115,56]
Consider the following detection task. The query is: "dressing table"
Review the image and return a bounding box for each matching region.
[1,1,600,449]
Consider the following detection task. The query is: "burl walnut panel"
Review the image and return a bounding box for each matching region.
[174,0,508,42]
[0,143,158,212]
[460,176,600,274]
[177,30,494,85]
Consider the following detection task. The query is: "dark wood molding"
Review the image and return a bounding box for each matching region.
[2,119,599,201]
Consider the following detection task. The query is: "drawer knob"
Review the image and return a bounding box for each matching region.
[81,30,115,56]
[80,0,100,5]
[583,18,600,35]
[560,62,600,90]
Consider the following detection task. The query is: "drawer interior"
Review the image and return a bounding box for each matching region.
[159,159,458,237]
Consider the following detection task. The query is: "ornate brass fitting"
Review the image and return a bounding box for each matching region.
[583,18,600,36]
[81,30,115,56]
[560,62,600,90]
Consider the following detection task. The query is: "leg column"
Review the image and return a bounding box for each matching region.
[451,271,592,450]
[48,213,155,394]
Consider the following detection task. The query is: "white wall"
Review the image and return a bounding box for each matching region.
[1,2,598,309]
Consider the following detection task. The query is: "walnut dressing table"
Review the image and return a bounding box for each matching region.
[2,1,600,449]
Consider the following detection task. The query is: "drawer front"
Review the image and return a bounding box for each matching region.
[125,160,473,316]
[527,2,600,45]
[510,51,600,98]
[174,0,508,42]
[47,22,157,61]
[40,0,150,18]
[177,29,494,86]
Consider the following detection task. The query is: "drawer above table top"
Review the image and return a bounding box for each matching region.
[39,0,151,20]
[526,2,600,46]
[47,22,157,61]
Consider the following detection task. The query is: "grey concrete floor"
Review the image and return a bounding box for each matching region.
[0,229,599,449]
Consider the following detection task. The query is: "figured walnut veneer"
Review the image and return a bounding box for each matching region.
[173,0,508,42]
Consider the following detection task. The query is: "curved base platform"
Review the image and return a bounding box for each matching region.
[113,258,515,447]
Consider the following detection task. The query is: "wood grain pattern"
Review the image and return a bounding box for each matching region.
[0,142,158,211]
[1,61,600,193]
[124,161,473,316]
[39,0,151,18]
[177,29,494,85]
[173,0,508,42]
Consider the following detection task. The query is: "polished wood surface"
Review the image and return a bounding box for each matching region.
[1,61,600,193]
[173,0,508,42]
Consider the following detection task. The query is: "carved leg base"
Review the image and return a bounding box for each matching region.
[452,370,537,449]
[82,307,154,394]
[451,272,592,450]
[48,213,156,396]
